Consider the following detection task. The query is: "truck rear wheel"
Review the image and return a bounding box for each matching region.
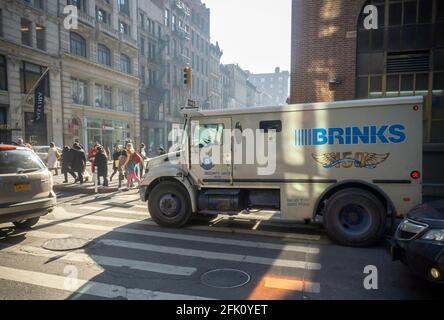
[148,181,192,228]
[324,188,386,247]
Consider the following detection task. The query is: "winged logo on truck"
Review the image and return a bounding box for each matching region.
[312,152,390,169]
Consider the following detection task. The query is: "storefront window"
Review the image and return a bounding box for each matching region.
[86,118,129,150]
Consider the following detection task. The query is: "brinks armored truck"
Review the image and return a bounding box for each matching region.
[140,96,423,246]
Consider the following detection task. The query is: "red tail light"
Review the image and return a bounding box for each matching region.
[0,145,16,151]
[410,170,421,180]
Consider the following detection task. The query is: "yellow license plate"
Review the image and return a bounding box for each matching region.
[14,183,32,192]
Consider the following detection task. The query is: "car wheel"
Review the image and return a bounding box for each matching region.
[13,217,40,229]
[148,181,192,228]
[324,188,386,247]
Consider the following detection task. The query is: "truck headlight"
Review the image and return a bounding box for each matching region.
[421,229,444,242]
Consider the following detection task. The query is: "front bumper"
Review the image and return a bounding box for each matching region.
[0,191,57,224]
[391,237,444,283]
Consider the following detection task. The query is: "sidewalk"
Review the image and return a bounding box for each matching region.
[52,162,134,194]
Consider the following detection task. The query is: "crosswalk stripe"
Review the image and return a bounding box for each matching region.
[0,243,196,276]
[39,217,320,254]
[36,220,321,269]
[99,239,321,270]
[0,266,211,300]
[69,205,148,217]
[62,206,321,241]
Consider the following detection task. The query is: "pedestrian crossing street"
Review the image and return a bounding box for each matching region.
[0,191,325,300]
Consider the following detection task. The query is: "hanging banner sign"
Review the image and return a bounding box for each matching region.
[34,76,46,123]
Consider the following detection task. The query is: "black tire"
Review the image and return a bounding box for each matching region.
[13,217,40,229]
[324,188,386,247]
[148,181,192,228]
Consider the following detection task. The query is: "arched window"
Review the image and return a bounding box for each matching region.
[120,54,131,74]
[98,44,111,66]
[70,32,86,57]
[357,0,444,143]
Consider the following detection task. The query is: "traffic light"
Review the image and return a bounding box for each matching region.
[184,67,192,90]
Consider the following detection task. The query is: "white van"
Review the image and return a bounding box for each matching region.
[140,96,423,246]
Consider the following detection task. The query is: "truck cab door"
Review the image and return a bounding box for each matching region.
[190,118,232,185]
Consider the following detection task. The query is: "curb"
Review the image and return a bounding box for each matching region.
[53,184,119,194]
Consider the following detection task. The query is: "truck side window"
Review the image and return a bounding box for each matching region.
[193,123,224,148]
[259,120,282,133]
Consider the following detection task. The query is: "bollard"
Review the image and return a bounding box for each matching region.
[94,166,98,193]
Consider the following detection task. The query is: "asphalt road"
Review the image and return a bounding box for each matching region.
[0,190,442,300]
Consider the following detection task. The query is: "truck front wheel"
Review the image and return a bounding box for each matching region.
[148,181,192,228]
[324,188,386,247]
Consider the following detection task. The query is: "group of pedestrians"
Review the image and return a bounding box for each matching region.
[61,141,146,190]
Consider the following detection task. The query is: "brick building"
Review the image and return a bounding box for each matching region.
[290,0,444,190]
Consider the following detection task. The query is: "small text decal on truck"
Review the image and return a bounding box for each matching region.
[295,124,406,146]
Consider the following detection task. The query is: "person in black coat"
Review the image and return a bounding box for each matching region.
[70,143,87,184]
[94,146,109,187]
[61,146,76,183]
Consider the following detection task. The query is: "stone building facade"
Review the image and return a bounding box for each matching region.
[0,0,62,146]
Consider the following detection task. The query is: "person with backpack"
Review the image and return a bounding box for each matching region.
[122,143,142,189]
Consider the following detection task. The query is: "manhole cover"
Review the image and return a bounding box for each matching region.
[42,238,91,251]
[200,269,250,289]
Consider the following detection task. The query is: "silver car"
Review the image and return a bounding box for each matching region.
[0,145,56,228]
[32,145,62,163]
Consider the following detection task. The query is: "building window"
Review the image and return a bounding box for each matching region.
[165,9,170,27]
[20,61,50,97]
[96,8,110,25]
[0,55,7,91]
[98,44,111,66]
[71,78,88,105]
[141,66,146,85]
[140,37,145,56]
[36,24,45,51]
[95,84,112,109]
[70,32,86,57]
[68,0,86,12]
[117,89,132,112]
[0,9,3,37]
[21,19,32,46]
[120,54,131,74]
[119,20,130,35]
[118,0,129,15]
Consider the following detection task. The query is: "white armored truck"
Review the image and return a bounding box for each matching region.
[139,96,423,246]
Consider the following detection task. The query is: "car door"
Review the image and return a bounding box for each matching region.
[190,118,232,185]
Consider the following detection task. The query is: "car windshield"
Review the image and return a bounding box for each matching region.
[0,149,46,174]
